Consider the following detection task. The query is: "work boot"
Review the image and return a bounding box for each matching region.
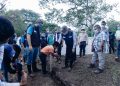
[68,67,72,72]
[88,64,96,68]
[62,66,68,69]
[32,62,41,72]
[94,68,103,74]
[27,65,34,77]
[115,58,120,62]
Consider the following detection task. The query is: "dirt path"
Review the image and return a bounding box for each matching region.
[27,54,120,86]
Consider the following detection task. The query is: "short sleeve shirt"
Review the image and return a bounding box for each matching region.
[21,36,24,43]
[2,44,15,69]
[27,26,33,35]
[4,44,15,59]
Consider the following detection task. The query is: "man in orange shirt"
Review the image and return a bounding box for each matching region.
[39,42,59,74]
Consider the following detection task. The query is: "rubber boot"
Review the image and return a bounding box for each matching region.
[27,65,34,77]
[32,62,41,72]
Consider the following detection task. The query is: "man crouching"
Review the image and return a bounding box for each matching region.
[39,42,59,74]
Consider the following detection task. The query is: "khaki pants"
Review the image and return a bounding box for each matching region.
[91,52,105,69]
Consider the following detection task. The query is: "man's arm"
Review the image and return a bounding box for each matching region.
[58,33,62,44]
[27,26,33,50]
[73,32,77,51]
[78,33,80,45]
[86,33,89,45]
[100,32,106,51]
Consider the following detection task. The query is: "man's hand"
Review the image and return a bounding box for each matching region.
[72,48,75,53]
[21,44,24,50]
[29,45,33,51]
[53,53,59,57]
[116,38,120,41]
[0,73,3,80]
[97,48,102,52]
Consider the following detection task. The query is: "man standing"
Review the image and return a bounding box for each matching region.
[101,21,109,54]
[88,25,106,74]
[62,26,77,71]
[115,24,120,62]
[109,31,115,54]
[55,28,62,58]
[78,28,88,57]
[27,19,42,76]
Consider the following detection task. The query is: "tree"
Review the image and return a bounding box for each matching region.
[4,10,27,36]
[39,0,115,36]
[4,9,40,36]
[20,9,40,23]
[107,19,120,33]
[4,9,58,35]
[0,0,8,15]
[42,21,59,32]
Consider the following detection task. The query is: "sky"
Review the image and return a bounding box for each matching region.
[6,0,120,22]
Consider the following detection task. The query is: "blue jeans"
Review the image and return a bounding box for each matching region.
[23,47,29,63]
[27,47,39,65]
[116,41,120,58]
[3,63,22,82]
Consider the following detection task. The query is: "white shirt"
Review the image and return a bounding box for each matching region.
[0,45,4,69]
[73,32,77,49]
[55,32,62,44]
[115,30,120,40]
[78,32,88,44]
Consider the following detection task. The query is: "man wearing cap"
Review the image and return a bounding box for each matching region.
[101,21,109,54]
[27,19,42,76]
[78,28,88,57]
[115,24,120,62]
[62,26,77,71]
[55,28,62,58]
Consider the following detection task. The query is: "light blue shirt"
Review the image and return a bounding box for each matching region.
[27,26,33,35]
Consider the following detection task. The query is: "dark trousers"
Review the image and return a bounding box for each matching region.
[39,52,47,74]
[65,46,74,68]
[3,63,22,82]
[57,43,62,57]
[79,41,86,57]
[116,41,120,58]
[109,41,115,54]
[73,48,76,61]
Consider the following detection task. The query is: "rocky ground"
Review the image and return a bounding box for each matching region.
[26,54,120,86]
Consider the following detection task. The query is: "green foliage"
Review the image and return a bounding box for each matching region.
[4,9,40,36]
[107,20,120,33]
[42,21,59,32]
[20,9,40,22]
[39,0,114,30]
[0,0,7,15]
[3,9,58,36]
[4,10,27,36]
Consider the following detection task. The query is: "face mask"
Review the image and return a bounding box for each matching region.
[94,30,99,34]
[81,31,85,33]
[117,27,120,30]
[63,31,68,35]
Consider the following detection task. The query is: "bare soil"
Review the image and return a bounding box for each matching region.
[27,54,120,86]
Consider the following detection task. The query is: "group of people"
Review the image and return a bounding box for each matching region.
[0,16,120,84]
